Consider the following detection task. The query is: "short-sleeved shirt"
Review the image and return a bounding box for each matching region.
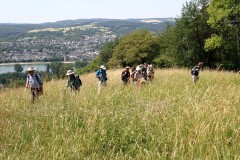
[96,69,107,81]
[27,73,42,88]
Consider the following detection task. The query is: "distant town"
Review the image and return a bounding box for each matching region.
[0,32,116,63]
[0,18,174,63]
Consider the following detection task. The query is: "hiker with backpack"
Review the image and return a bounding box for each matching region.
[191,62,203,83]
[96,65,107,94]
[121,66,131,85]
[134,66,148,87]
[142,63,148,80]
[25,66,43,103]
[65,70,82,94]
[147,64,155,81]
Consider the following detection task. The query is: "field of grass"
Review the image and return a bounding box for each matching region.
[0,69,239,159]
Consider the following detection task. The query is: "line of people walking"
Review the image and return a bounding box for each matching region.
[25,62,203,103]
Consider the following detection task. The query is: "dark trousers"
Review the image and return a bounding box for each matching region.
[30,88,41,103]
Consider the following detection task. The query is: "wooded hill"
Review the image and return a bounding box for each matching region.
[0,18,175,38]
[81,0,240,71]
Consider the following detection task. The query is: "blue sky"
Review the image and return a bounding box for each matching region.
[0,0,189,23]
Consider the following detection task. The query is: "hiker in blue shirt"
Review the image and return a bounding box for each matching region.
[25,66,43,103]
[96,65,107,94]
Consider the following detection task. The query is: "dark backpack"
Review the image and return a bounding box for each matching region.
[191,66,199,76]
[75,74,82,87]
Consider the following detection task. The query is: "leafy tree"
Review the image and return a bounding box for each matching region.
[99,39,119,67]
[109,30,160,67]
[14,63,23,73]
[49,62,73,78]
[74,60,89,68]
[176,0,211,66]
[154,25,180,67]
[77,56,101,74]
[206,0,240,69]
[155,0,212,67]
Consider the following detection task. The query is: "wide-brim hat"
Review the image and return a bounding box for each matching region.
[66,70,74,75]
[125,66,130,69]
[136,66,141,71]
[100,65,105,69]
[27,66,35,72]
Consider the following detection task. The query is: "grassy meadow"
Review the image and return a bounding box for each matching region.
[0,69,240,159]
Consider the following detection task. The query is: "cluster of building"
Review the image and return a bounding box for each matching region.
[0,32,117,62]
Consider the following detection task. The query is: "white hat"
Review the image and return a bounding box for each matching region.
[66,70,74,75]
[27,66,35,72]
[103,67,106,70]
[100,65,105,69]
[149,64,153,68]
[136,66,141,71]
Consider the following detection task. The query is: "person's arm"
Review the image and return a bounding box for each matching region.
[96,70,100,78]
[134,72,137,80]
[66,79,70,88]
[25,75,29,88]
[122,71,126,77]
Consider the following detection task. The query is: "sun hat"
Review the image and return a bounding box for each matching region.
[27,66,35,72]
[100,65,105,69]
[66,70,74,76]
[136,66,141,71]
[125,66,130,69]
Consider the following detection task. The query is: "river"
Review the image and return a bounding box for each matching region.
[0,62,74,74]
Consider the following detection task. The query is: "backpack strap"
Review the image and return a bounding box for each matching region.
[35,73,42,86]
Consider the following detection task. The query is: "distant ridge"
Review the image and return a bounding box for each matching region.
[0,18,175,37]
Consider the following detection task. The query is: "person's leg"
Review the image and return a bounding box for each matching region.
[31,88,38,103]
[192,75,198,83]
[103,80,107,86]
[31,88,35,103]
[122,80,126,85]
[98,81,102,94]
[192,75,195,82]
[71,86,77,95]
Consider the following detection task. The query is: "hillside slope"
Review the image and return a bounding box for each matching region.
[0,69,240,159]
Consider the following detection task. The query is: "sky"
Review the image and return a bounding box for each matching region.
[0,0,189,24]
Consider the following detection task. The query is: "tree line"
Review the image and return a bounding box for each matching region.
[1,0,239,88]
[81,0,240,71]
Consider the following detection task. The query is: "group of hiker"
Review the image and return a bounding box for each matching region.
[121,63,155,86]
[25,62,203,103]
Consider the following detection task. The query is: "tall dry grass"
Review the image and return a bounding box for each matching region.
[0,69,239,159]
